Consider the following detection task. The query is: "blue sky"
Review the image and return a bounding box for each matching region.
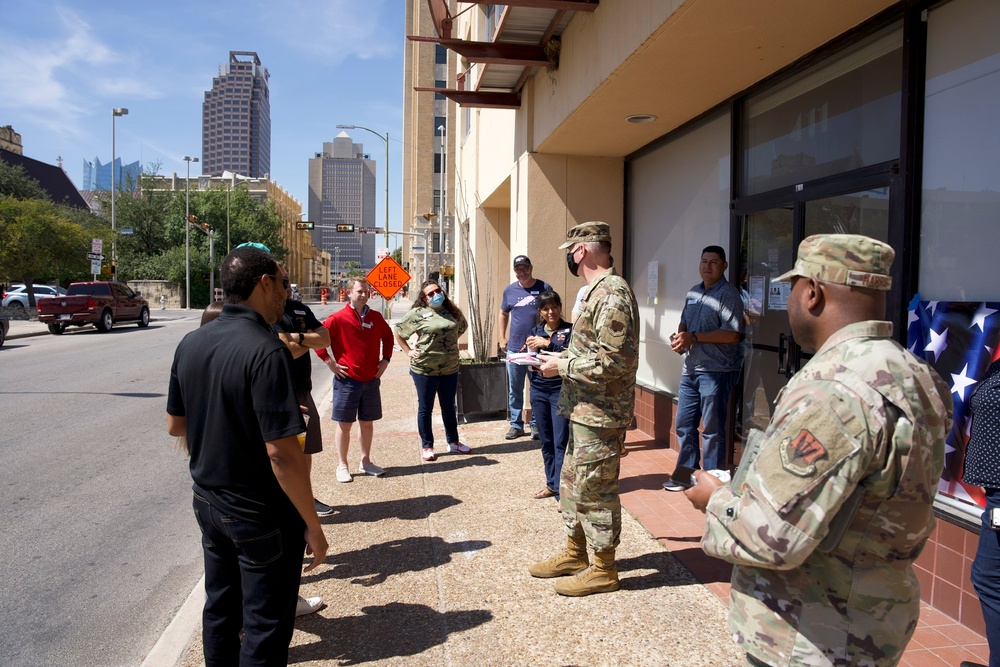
[0,0,406,244]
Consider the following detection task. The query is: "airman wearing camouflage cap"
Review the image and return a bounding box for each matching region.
[558,221,612,249]
[774,233,894,291]
[684,233,953,666]
[531,219,639,597]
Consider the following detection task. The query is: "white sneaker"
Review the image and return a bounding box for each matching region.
[335,467,353,483]
[295,595,323,617]
[448,442,471,454]
[357,461,384,476]
[421,448,436,461]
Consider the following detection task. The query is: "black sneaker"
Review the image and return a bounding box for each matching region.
[530,424,540,440]
[505,427,526,440]
[314,499,335,516]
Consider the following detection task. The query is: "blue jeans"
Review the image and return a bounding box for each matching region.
[410,371,459,448]
[530,385,569,497]
[971,487,1000,667]
[192,494,305,667]
[506,357,534,429]
[675,370,740,471]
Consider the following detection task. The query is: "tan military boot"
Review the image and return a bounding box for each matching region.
[553,549,620,596]
[528,536,589,578]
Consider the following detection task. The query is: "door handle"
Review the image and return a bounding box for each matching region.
[778,332,796,379]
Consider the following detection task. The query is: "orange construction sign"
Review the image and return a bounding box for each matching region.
[366,256,411,300]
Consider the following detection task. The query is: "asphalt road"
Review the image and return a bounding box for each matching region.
[0,302,350,667]
[0,314,207,666]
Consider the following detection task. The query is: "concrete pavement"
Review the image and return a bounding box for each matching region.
[166,315,742,667]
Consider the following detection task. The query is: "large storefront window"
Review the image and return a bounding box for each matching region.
[743,28,902,196]
[915,0,1000,517]
[629,113,731,394]
[919,0,1000,302]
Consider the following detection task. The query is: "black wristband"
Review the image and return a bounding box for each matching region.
[297,332,304,345]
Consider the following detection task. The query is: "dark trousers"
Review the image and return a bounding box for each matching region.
[530,385,569,497]
[971,487,1000,667]
[193,494,305,667]
[410,370,459,448]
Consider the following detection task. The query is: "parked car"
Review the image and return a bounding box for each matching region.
[289,283,302,301]
[36,281,149,334]
[0,315,8,347]
[1,284,67,309]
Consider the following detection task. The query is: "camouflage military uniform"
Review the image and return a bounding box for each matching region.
[394,306,468,376]
[556,266,639,551]
[702,320,952,666]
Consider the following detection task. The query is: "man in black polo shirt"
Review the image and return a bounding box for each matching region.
[167,246,328,666]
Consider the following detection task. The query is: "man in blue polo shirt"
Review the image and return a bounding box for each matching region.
[665,245,744,489]
[167,246,328,666]
[498,255,552,440]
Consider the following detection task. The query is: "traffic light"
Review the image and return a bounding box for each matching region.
[188,214,198,223]
[336,224,355,232]
[296,221,315,230]
[200,222,210,232]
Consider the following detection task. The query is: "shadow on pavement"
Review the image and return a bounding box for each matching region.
[305,535,492,586]
[619,472,673,493]
[289,602,493,665]
[616,550,710,590]
[386,455,500,477]
[322,494,462,524]
[466,439,540,455]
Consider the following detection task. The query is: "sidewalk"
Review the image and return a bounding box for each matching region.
[176,358,744,667]
[172,349,991,666]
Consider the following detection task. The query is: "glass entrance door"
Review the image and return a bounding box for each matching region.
[738,186,893,436]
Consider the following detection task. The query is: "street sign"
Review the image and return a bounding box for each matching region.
[90,260,102,274]
[91,238,103,254]
[358,227,385,233]
[411,246,425,252]
[120,228,133,235]
[87,252,106,261]
[366,256,411,300]
[376,247,390,262]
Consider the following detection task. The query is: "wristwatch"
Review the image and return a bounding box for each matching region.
[691,332,698,344]
[297,332,304,345]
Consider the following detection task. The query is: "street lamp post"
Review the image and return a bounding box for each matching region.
[437,123,447,280]
[183,156,199,310]
[111,108,128,281]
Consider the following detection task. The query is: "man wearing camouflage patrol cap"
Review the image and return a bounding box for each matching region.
[531,221,639,596]
[684,233,952,666]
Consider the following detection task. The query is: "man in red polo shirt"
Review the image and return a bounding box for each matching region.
[316,278,394,483]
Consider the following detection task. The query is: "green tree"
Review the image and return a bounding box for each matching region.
[0,160,48,201]
[0,198,91,303]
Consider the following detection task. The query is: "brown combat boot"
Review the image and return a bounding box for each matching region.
[553,549,620,596]
[528,536,589,578]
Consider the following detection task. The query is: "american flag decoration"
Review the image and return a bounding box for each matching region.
[906,294,995,509]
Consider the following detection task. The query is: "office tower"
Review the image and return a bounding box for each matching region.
[82,157,141,191]
[201,51,271,178]
[307,132,376,275]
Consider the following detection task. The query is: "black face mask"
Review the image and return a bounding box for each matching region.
[566,249,581,277]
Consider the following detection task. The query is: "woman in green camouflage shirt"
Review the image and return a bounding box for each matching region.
[393,280,470,461]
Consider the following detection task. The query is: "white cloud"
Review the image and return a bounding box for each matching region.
[259,0,398,63]
[0,5,163,133]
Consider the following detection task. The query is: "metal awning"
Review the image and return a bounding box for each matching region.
[411,0,599,108]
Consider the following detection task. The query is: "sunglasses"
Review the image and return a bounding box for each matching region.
[424,288,443,297]
[266,274,290,289]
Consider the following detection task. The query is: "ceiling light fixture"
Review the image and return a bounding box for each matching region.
[625,114,658,124]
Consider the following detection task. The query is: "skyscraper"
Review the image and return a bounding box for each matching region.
[82,156,141,191]
[201,51,271,178]
[308,132,376,275]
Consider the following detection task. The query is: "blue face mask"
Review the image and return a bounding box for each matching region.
[429,292,445,308]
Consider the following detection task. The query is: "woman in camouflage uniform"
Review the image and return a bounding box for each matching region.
[394,280,470,462]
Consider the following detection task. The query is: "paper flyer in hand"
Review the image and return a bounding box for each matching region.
[508,352,542,366]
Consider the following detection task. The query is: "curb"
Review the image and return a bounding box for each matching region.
[140,575,205,667]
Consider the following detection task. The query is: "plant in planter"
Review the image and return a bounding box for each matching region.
[456,214,507,420]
